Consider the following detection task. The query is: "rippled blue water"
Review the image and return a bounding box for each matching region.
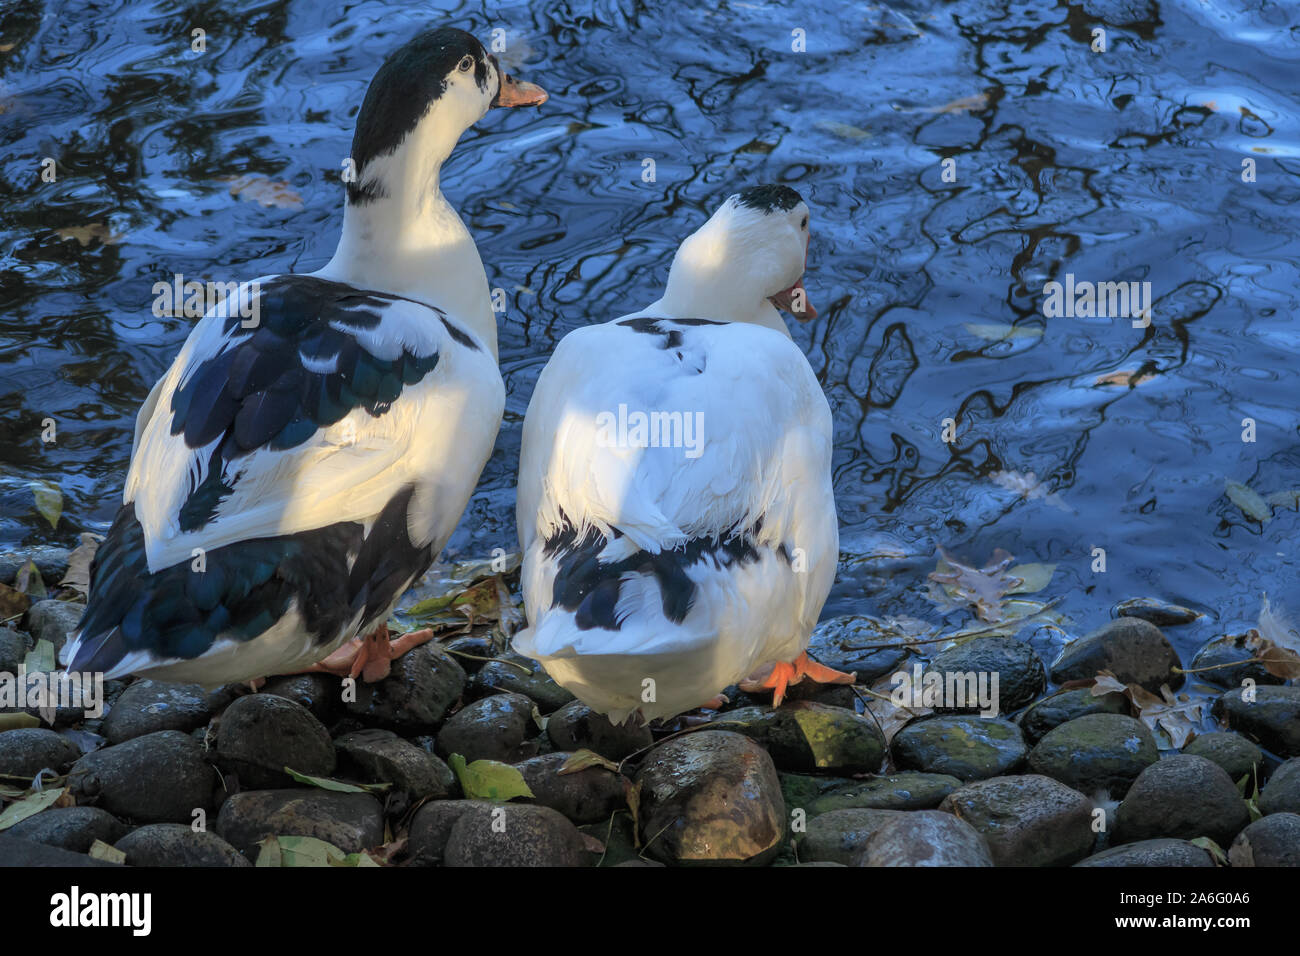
[2,0,1298,665]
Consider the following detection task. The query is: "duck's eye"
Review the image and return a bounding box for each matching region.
[458,54,475,73]
[800,216,808,229]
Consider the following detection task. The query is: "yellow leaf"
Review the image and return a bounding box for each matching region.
[28,480,62,529]
[963,322,1043,342]
[222,174,304,210]
[558,749,621,775]
[1225,480,1271,523]
[0,787,66,830]
[88,839,126,864]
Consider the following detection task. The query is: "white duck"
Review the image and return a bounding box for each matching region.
[513,185,851,722]
[62,27,547,685]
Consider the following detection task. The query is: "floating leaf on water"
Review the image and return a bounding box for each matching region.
[88,839,126,864]
[283,767,389,794]
[988,470,1073,513]
[1005,563,1056,595]
[0,786,66,830]
[1094,368,1157,387]
[1225,480,1271,523]
[55,223,122,247]
[814,120,871,141]
[447,753,534,801]
[1252,595,1300,680]
[221,174,304,209]
[59,533,103,598]
[963,322,1043,342]
[27,480,62,529]
[927,547,1018,623]
[924,93,988,114]
[558,749,621,775]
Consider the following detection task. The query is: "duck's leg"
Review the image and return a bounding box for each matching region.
[739,652,855,707]
[299,625,436,683]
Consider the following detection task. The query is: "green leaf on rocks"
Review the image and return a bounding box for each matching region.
[255,835,380,867]
[23,639,55,675]
[14,560,46,599]
[1189,836,1228,866]
[447,753,534,801]
[88,839,126,864]
[559,749,621,775]
[28,480,62,529]
[283,767,389,794]
[1225,480,1271,523]
[0,786,66,830]
[0,713,41,732]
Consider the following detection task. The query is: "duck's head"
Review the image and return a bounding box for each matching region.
[346,26,547,205]
[659,184,817,331]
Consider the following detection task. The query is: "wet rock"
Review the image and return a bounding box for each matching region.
[114,824,250,867]
[442,634,499,673]
[891,715,1027,781]
[858,810,994,867]
[69,730,215,824]
[1028,714,1158,796]
[334,728,455,800]
[1228,813,1300,867]
[712,701,886,774]
[1114,754,1251,846]
[345,642,466,729]
[1017,687,1130,744]
[5,807,128,852]
[0,547,71,586]
[925,636,1045,714]
[1116,598,1202,627]
[580,811,642,866]
[0,627,32,673]
[784,771,962,816]
[1183,733,1263,783]
[215,693,334,789]
[1191,634,1284,689]
[515,751,627,824]
[259,674,341,723]
[100,680,217,744]
[21,599,83,655]
[216,790,384,857]
[435,692,539,764]
[1050,618,1182,692]
[547,699,652,761]
[939,774,1094,866]
[407,799,483,866]
[1075,838,1214,867]
[634,730,785,865]
[0,834,119,866]
[806,615,910,682]
[1214,686,1300,757]
[795,808,906,864]
[1260,758,1300,816]
[468,650,573,713]
[443,802,591,867]
[0,728,81,778]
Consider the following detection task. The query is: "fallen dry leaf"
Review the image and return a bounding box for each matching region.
[55,223,122,247]
[1091,670,1204,749]
[58,532,103,599]
[1095,368,1158,387]
[222,174,304,209]
[1246,596,1300,680]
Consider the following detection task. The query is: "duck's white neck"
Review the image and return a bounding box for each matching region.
[314,111,498,358]
[644,220,792,338]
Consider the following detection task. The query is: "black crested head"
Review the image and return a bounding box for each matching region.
[348,27,491,197]
[734,184,803,213]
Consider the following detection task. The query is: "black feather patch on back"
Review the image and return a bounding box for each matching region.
[167,274,463,532]
[542,515,768,631]
[348,26,491,203]
[69,486,434,673]
[734,184,803,213]
[617,317,725,351]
